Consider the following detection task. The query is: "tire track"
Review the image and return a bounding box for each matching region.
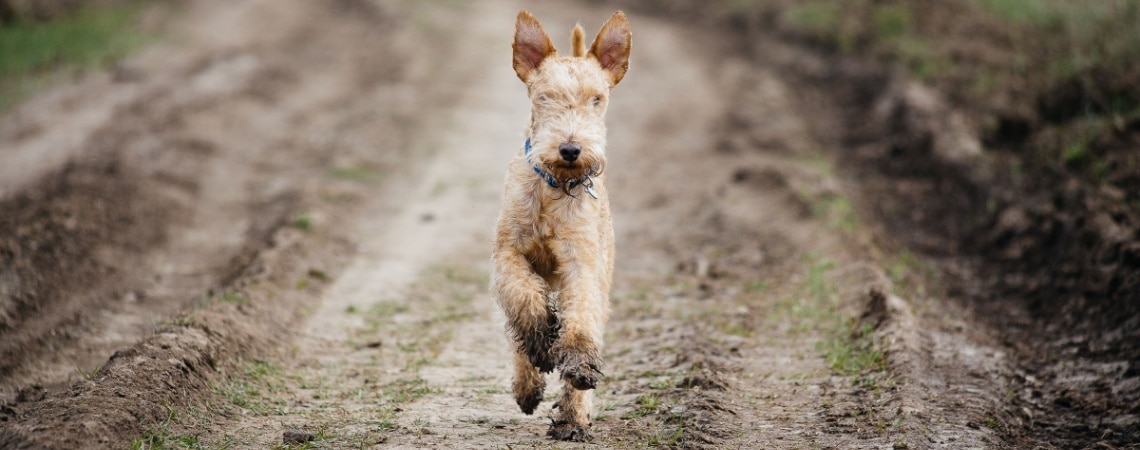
[208,1,535,447]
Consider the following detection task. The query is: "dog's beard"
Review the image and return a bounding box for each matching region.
[544,160,604,195]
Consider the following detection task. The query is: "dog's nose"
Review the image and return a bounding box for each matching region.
[559,142,581,162]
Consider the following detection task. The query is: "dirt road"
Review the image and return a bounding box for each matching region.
[1,0,1134,448]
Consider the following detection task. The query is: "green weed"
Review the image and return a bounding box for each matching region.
[328,165,380,182]
[622,394,663,419]
[0,3,148,110]
[820,323,886,376]
[219,292,249,306]
[291,215,312,231]
[367,300,409,318]
[812,195,857,232]
[648,377,675,390]
[743,280,768,293]
[77,363,102,380]
[159,313,196,328]
[646,426,684,447]
[218,360,284,414]
[776,258,888,382]
[382,376,438,404]
[1062,142,1088,164]
[976,0,1058,25]
[129,404,209,450]
[872,4,912,40]
[785,2,840,37]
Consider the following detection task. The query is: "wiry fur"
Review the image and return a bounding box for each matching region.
[492,10,631,442]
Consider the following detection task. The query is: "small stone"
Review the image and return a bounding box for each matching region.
[893,442,909,449]
[283,429,315,445]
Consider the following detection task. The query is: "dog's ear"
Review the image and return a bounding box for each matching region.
[513,10,556,83]
[589,11,631,86]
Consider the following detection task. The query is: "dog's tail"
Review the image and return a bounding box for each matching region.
[571,23,586,57]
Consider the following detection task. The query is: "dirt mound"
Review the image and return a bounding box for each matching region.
[843,70,1140,447]
[0,158,171,375]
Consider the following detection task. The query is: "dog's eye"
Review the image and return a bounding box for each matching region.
[592,96,602,107]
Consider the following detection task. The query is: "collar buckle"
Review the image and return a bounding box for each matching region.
[525,139,597,196]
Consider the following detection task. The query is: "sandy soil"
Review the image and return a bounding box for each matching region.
[0,0,1134,449]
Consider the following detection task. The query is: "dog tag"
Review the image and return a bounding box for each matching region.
[584,184,599,199]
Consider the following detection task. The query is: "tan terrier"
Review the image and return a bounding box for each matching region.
[491,9,631,441]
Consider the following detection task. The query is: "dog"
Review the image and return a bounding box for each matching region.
[490,9,631,442]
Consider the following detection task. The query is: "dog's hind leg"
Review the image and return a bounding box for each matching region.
[548,381,593,441]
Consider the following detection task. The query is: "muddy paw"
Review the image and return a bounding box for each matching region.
[516,384,544,415]
[559,355,603,390]
[518,309,560,373]
[547,420,591,442]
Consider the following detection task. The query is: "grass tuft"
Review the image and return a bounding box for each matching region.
[291,215,312,231]
[975,0,1058,25]
[0,2,148,110]
[821,323,886,376]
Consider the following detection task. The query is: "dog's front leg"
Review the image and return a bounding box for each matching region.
[545,235,607,440]
[548,235,607,389]
[491,244,558,372]
[492,238,559,414]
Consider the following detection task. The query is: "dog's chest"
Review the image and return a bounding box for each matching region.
[519,197,604,273]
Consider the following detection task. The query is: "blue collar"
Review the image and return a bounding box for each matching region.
[524,139,598,197]
[525,138,571,189]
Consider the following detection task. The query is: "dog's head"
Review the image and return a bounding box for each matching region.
[513,10,631,186]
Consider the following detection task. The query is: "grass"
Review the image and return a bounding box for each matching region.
[0,1,149,110]
[159,313,197,328]
[646,426,684,447]
[781,258,837,326]
[772,257,887,380]
[774,0,1140,101]
[743,280,768,293]
[219,292,249,306]
[77,363,103,380]
[291,215,312,231]
[328,165,381,182]
[164,262,480,448]
[218,360,285,414]
[613,391,687,447]
[381,376,439,404]
[129,404,222,450]
[621,394,664,420]
[887,250,932,300]
[804,260,886,377]
[820,323,885,376]
[872,4,912,41]
[976,0,1059,25]
[783,2,847,50]
[811,194,857,232]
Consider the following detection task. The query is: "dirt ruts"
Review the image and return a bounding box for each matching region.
[2,0,1136,449]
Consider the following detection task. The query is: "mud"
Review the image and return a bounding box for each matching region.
[695,3,1140,447]
[1,0,1137,449]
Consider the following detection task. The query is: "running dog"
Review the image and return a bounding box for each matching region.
[491,9,631,441]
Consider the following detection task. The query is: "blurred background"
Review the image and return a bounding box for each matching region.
[1,0,1137,448]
